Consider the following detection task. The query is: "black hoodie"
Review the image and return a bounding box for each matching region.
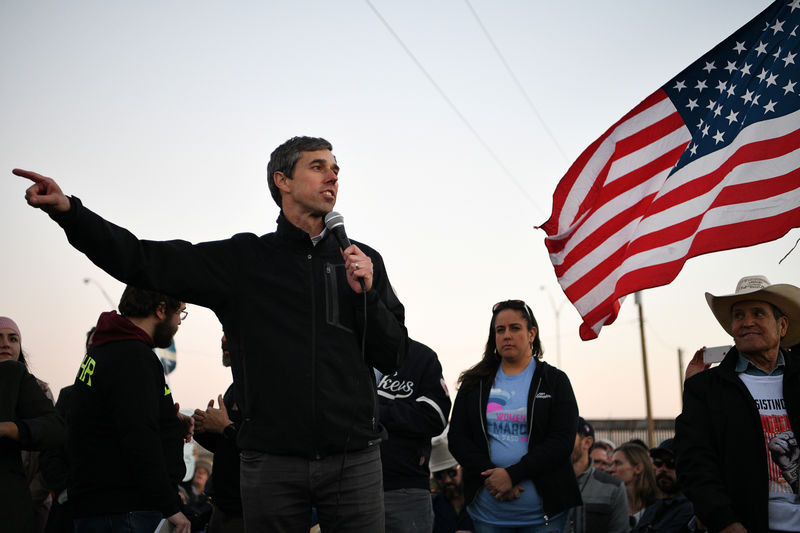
[68,311,185,518]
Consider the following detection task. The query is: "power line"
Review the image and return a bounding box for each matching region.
[464,0,569,163]
[364,0,545,216]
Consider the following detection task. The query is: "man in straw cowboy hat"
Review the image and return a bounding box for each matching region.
[676,275,800,533]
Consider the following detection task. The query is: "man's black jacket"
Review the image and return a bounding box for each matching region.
[676,347,800,533]
[56,198,407,458]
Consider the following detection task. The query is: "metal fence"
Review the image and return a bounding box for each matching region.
[588,418,676,448]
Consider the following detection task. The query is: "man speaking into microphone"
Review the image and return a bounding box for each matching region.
[14,136,407,533]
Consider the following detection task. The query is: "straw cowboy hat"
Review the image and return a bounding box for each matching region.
[705,275,800,347]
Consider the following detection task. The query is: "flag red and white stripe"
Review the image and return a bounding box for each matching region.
[541,0,800,340]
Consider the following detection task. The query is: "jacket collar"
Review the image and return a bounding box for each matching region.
[274,212,337,252]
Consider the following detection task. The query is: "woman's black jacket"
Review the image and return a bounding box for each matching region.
[448,359,581,519]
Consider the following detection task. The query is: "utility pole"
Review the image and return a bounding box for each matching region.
[635,292,655,448]
[539,286,566,369]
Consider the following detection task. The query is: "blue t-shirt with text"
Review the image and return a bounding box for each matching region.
[469,359,544,526]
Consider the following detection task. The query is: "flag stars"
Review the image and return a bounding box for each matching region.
[713,130,725,144]
[686,98,699,111]
[764,99,777,113]
[771,19,785,34]
[766,73,779,87]
[742,89,754,103]
[706,98,717,110]
[791,0,800,12]
[773,47,783,60]
[757,68,769,82]
[713,104,723,117]
[784,51,797,67]
[755,41,769,55]
[702,124,710,137]
[733,41,747,54]
[784,79,796,94]
[696,79,708,92]
[726,84,737,97]
[703,61,717,73]
[725,110,739,124]
[673,80,687,92]
[716,80,728,92]
[752,93,761,106]
[690,144,698,156]
[725,61,738,73]
[740,62,752,76]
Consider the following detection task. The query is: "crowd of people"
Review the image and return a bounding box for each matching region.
[4,136,799,533]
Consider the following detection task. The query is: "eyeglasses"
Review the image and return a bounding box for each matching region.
[652,457,675,469]
[433,468,459,480]
[179,309,188,320]
[492,300,534,321]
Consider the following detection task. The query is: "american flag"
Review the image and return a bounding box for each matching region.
[541,0,800,341]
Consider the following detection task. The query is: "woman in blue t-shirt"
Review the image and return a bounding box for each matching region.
[448,300,581,533]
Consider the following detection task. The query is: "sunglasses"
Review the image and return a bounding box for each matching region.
[433,468,459,480]
[652,457,676,469]
[492,300,534,321]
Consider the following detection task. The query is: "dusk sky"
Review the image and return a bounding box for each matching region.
[2,0,796,421]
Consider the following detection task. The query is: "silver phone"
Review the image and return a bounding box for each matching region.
[703,345,732,364]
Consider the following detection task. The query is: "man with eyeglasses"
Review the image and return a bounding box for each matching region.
[68,286,192,533]
[589,440,614,472]
[630,438,693,532]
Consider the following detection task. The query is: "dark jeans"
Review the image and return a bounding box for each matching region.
[384,488,434,533]
[240,446,384,533]
[473,511,569,533]
[74,511,162,533]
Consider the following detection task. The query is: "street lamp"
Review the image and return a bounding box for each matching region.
[83,277,117,309]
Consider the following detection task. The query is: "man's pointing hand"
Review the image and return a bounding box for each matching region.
[13,168,71,214]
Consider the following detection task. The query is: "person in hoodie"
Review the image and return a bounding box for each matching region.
[67,286,192,533]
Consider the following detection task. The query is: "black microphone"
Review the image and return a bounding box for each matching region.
[324,211,352,250]
[324,211,366,291]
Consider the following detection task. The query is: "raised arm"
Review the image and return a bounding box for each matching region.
[14,168,236,309]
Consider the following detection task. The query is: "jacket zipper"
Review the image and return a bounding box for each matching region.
[529,376,542,437]
[311,253,319,459]
[530,373,546,520]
